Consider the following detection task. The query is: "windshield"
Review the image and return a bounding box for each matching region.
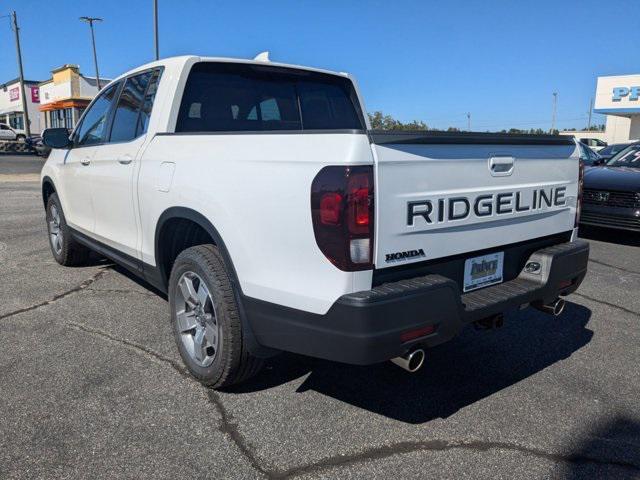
[607,144,640,167]
[600,143,629,157]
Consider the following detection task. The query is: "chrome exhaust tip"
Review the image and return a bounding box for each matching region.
[391,348,425,373]
[534,297,566,317]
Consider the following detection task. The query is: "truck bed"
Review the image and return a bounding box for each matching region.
[369,130,576,146]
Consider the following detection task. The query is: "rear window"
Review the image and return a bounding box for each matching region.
[176,62,364,133]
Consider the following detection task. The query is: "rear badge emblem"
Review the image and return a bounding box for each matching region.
[385,249,426,263]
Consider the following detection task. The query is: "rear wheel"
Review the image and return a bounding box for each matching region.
[46,193,91,266]
[169,245,263,388]
[16,134,26,143]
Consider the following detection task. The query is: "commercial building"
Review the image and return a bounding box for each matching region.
[39,64,109,130]
[0,78,43,134]
[593,74,640,144]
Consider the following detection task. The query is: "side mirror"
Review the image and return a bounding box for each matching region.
[42,128,72,149]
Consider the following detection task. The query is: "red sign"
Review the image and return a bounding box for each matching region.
[30,86,39,103]
[9,87,19,102]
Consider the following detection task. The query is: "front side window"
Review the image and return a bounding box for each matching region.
[176,62,364,133]
[75,83,119,146]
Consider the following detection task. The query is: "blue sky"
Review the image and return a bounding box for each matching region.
[1,0,638,131]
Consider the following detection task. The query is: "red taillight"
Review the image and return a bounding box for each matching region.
[575,161,584,228]
[320,193,342,225]
[311,166,374,271]
[347,173,371,232]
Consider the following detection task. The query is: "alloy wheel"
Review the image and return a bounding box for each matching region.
[175,271,219,367]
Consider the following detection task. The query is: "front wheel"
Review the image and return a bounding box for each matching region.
[169,245,263,388]
[15,134,26,143]
[46,193,91,266]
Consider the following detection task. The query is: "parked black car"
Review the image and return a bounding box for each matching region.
[581,142,640,231]
[597,142,633,162]
[26,134,52,157]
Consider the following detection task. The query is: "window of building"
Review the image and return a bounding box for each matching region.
[8,113,24,130]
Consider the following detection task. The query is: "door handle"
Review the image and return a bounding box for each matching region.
[118,155,133,165]
[81,157,91,166]
[488,156,515,177]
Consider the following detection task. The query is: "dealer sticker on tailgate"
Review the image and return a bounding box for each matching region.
[463,252,504,292]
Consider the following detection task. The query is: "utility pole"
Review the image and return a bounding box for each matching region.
[153,0,159,60]
[11,11,30,138]
[551,92,558,134]
[79,17,103,90]
[587,97,593,131]
[467,112,471,131]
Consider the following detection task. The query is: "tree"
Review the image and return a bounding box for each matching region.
[368,111,428,130]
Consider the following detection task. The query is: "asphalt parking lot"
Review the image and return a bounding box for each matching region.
[1,154,639,479]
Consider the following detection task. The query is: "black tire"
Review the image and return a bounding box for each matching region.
[169,244,263,388]
[46,193,91,266]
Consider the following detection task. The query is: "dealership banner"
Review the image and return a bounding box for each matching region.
[9,87,19,101]
[31,87,39,103]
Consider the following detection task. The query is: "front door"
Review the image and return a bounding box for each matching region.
[57,82,120,234]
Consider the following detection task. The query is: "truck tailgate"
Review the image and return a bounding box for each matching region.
[371,132,579,269]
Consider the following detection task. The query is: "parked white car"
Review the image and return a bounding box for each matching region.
[40,55,589,388]
[0,123,26,142]
[580,137,608,152]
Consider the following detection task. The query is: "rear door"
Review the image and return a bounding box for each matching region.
[90,69,161,259]
[371,132,579,268]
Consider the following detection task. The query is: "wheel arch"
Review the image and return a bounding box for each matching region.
[154,206,275,358]
[154,207,241,294]
[42,176,57,209]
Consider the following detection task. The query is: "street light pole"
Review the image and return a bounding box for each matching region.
[551,92,558,134]
[153,0,159,60]
[11,11,30,138]
[79,16,103,90]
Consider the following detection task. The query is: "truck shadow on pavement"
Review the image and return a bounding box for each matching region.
[233,302,593,424]
[554,416,640,478]
[579,225,640,247]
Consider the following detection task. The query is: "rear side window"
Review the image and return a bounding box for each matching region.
[176,62,364,132]
[110,69,162,143]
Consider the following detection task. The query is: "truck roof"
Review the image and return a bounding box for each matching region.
[110,55,350,84]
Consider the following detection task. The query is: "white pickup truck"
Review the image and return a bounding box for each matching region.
[41,55,589,387]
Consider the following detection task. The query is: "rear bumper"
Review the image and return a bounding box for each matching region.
[244,240,589,365]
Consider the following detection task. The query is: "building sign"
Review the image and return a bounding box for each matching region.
[9,87,19,101]
[612,87,640,102]
[30,86,40,103]
[594,74,640,114]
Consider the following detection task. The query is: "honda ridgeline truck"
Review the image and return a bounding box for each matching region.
[41,55,589,387]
